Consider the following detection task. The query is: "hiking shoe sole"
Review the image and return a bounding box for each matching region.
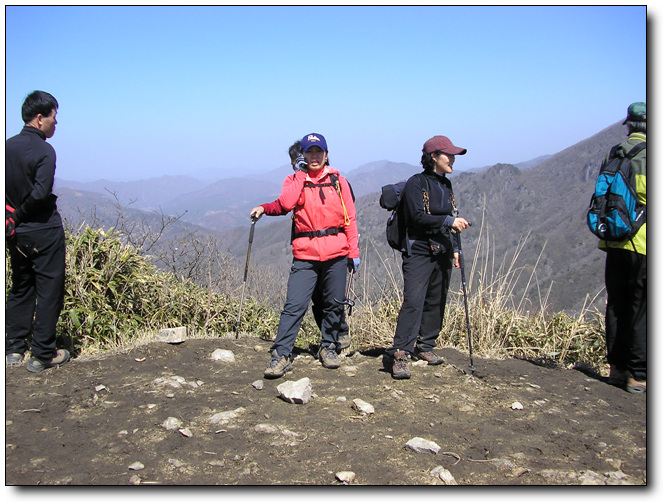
[26,349,70,373]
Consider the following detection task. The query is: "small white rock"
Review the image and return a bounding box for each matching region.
[254,423,279,434]
[162,417,183,430]
[179,428,193,437]
[405,437,441,454]
[128,461,144,471]
[352,398,375,415]
[210,407,246,425]
[211,349,236,363]
[252,380,264,390]
[156,327,186,343]
[511,401,524,410]
[276,378,312,404]
[431,466,457,485]
[335,471,356,484]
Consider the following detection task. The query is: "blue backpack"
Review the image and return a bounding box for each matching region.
[587,142,646,242]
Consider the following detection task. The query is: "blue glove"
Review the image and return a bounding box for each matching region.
[294,155,308,172]
[348,257,360,273]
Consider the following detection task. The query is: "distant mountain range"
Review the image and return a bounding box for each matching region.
[54,121,629,313]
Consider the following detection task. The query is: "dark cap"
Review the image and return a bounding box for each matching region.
[422,135,467,155]
[623,102,646,124]
[301,133,328,153]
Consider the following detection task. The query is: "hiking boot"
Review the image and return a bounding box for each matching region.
[626,376,646,394]
[318,344,341,369]
[338,332,351,350]
[391,350,410,380]
[6,353,25,366]
[264,350,292,379]
[26,349,70,373]
[414,347,444,365]
[608,365,629,386]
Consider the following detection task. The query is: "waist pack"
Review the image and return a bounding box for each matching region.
[380,174,430,254]
[587,142,646,242]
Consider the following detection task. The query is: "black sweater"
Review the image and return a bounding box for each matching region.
[5,126,62,232]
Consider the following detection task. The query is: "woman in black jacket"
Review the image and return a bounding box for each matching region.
[386,135,470,379]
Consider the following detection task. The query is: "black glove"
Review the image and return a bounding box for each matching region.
[294,155,308,172]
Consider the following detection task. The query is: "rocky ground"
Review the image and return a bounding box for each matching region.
[5,336,647,486]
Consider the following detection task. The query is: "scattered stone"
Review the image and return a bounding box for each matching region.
[210,407,246,425]
[179,428,193,437]
[578,470,606,485]
[156,327,186,344]
[168,459,184,468]
[162,417,183,430]
[405,437,441,454]
[511,402,524,410]
[128,461,144,471]
[252,380,264,390]
[335,471,356,484]
[276,378,312,404]
[336,396,347,403]
[211,349,236,363]
[254,423,279,434]
[281,429,301,439]
[154,376,187,389]
[352,398,375,415]
[129,474,142,485]
[431,465,457,485]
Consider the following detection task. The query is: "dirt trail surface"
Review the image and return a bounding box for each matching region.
[5,337,646,486]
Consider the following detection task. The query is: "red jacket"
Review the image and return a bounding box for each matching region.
[267,167,359,261]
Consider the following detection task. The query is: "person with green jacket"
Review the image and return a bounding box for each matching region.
[601,102,646,393]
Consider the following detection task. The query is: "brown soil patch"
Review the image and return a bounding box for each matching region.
[5,337,646,485]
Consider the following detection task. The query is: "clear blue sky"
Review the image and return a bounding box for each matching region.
[5,5,647,182]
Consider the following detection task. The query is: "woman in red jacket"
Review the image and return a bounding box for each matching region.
[254,133,360,378]
[251,140,352,350]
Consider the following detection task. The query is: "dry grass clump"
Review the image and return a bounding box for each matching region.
[344,224,607,372]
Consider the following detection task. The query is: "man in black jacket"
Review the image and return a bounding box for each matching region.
[6,90,70,372]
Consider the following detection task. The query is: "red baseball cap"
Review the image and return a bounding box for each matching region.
[422,136,467,155]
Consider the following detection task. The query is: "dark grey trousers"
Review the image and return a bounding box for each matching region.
[271,256,347,358]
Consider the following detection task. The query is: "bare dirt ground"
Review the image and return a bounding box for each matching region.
[5,336,646,486]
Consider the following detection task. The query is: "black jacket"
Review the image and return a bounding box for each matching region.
[403,170,458,255]
[5,126,62,232]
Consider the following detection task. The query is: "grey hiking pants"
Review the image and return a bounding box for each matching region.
[271,256,347,359]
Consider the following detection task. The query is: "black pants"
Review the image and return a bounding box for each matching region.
[6,226,66,360]
[605,248,647,381]
[271,256,347,358]
[388,244,453,356]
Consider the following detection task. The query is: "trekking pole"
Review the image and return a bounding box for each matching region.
[235,216,257,339]
[334,269,355,316]
[455,223,476,374]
